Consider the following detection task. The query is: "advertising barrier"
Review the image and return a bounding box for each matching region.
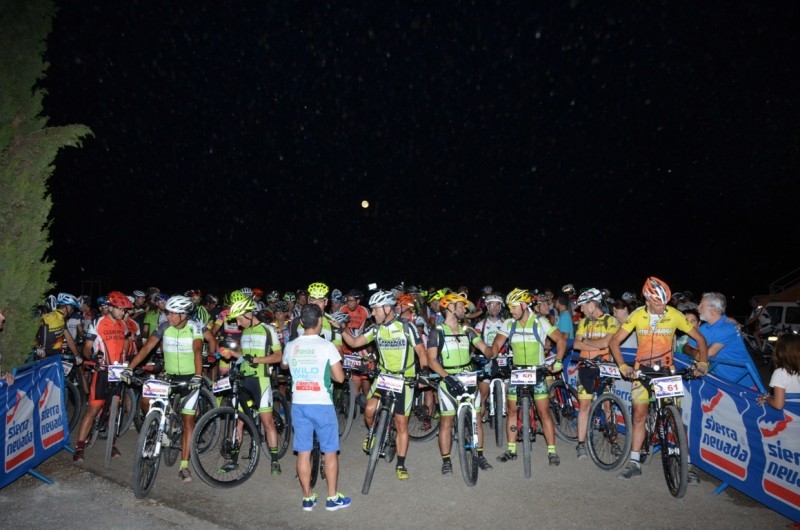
[1,356,71,488]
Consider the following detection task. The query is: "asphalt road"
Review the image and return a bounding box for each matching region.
[1,407,793,530]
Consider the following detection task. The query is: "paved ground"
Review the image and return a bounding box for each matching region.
[1,408,794,530]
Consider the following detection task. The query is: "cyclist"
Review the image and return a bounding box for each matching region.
[474,293,507,423]
[284,292,298,318]
[488,288,567,466]
[293,289,309,319]
[211,291,247,379]
[340,289,372,405]
[204,294,221,322]
[252,288,266,311]
[330,289,345,314]
[609,277,708,480]
[73,291,131,462]
[218,297,285,475]
[426,293,494,474]
[142,293,167,339]
[289,283,343,354]
[572,288,620,459]
[123,295,204,483]
[186,289,210,328]
[342,291,429,480]
[36,292,81,360]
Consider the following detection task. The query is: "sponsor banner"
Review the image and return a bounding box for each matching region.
[1,356,71,488]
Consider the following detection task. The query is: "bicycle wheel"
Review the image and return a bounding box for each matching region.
[408,387,440,443]
[456,406,478,486]
[133,391,145,433]
[492,380,505,448]
[334,378,356,440]
[132,410,162,499]
[117,386,137,436]
[64,380,82,432]
[190,406,260,488]
[310,433,320,489]
[272,392,292,459]
[548,379,579,443]
[362,408,389,495]
[521,395,532,479]
[383,424,397,463]
[163,411,182,467]
[661,404,689,498]
[586,394,631,471]
[103,397,119,469]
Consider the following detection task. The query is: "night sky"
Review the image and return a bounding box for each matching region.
[42,1,799,311]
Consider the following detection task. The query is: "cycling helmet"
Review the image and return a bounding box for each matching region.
[274,301,289,313]
[184,289,202,298]
[229,298,256,319]
[345,289,363,300]
[240,287,253,299]
[252,288,264,297]
[79,295,92,306]
[157,293,169,303]
[97,296,108,306]
[45,295,57,312]
[266,290,280,302]
[126,295,135,305]
[229,290,248,305]
[308,282,330,299]
[56,293,80,308]
[369,290,397,308]
[642,277,671,305]
[165,295,194,314]
[561,284,576,296]
[600,288,611,299]
[621,291,635,303]
[391,284,405,297]
[406,285,419,294]
[427,288,451,303]
[205,293,219,304]
[330,311,350,324]
[132,290,146,298]
[396,294,415,309]
[484,294,504,306]
[106,291,133,309]
[505,288,532,306]
[440,293,469,309]
[283,292,297,303]
[331,289,344,303]
[296,289,309,297]
[577,288,603,305]
[482,285,493,294]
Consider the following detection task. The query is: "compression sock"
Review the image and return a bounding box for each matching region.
[547,445,556,454]
[477,447,484,456]
[442,453,451,464]
[397,456,406,469]
[180,460,189,470]
[270,447,278,462]
[507,443,517,454]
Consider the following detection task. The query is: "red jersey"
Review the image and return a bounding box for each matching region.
[85,315,128,365]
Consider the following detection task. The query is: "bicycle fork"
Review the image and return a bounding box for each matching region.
[456,398,479,450]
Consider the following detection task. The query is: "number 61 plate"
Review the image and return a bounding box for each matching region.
[652,375,684,398]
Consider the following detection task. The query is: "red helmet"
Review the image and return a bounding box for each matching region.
[252,288,264,297]
[396,294,415,309]
[107,291,133,309]
[642,277,671,305]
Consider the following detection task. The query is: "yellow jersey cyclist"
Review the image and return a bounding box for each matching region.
[488,288,567,466]
[289,282,343,355]
[218,297,285,475]
[36,292,81,359]
[341,290,429,480]
[572,288,620,460]
[426,293,495,475]
[609,277,708,480]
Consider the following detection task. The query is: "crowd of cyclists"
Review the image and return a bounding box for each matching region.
[25,276,798,507]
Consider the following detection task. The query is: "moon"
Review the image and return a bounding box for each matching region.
[361,200,369,208]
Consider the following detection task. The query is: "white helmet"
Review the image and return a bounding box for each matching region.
[57,292,80,308]
[577,288,603,305]
[132,290,146,298]
[241,287,253,299]
[484,294,504,306]
[330,311,350,324]
[369,290,397,308]
[165,295,194,314]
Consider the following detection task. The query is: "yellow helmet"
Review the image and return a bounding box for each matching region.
[228,298,255,319]
[505,288,532,306]
[439,293,469,309]
[427,287,451,303]
[307,282,330,299]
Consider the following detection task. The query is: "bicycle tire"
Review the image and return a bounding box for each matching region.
[457,406,478,486]
[132,410,162,499]
[548,379,579,443]
[272,392,292,459]
[383,424,397,463]
[335,378,356,441]
[64,380,82,432]
[117,386,137,437]
[190,406,260,488]
[521,395,532,479]
[586,394,631,472]
[662,404,689,498]
[362,408,389,495]
[492,380,505,448]
[104,397,119,469]
[310,433,320,489]
[163,411,182,467]
[408,387,440,443]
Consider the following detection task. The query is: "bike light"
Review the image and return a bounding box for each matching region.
[767,335,778,342]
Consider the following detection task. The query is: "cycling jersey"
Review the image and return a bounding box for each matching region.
[340,304,370,355]
[497,311,555,367]
[240,322,281,378]
[426,323,481,374]
[125,317,141,358]
[361,318,422,376]
[142,309,162,338]
[475,317,506,351]
[621,305,694,368]
[66,312,82,341]
[151,320,203,376]
[38,310,67,355]
[289,315,343,347]
[575,314,620,360]
[85,315,128,366]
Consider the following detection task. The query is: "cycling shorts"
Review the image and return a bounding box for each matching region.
[438,381,482,417]
[630,364,674,405]
[241,375,273,413]
[88,370,113,407]
[368,381,412,417]
[577,366,601,400]
[507,379,549,401]
[169,374,201,416]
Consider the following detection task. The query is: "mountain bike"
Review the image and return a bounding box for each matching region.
[547,367,580,444]
[82,362,136,467]
[510,365,550,479]
[407,374,440,443]
[581,359,631,471]
[484,359,509,448]
[450,371,482,487]
[60,353,84,431]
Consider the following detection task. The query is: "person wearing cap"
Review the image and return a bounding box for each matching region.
[609,277,708,480]
[573,288,621,460]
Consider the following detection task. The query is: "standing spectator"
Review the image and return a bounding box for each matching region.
[281,304,350,511]
[758,334,800,411]
[554,294,575,343]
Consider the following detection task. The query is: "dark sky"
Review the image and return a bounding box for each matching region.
[43,1,799,312]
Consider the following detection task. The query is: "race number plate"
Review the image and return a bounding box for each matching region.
[108,364,127,382]
[343,355,362,369]
[652,375,684,398]
[376,373,404,393]
[143,379,170,399]
[456,372,477,387]
[599,363,622,379]
[510,369,537,386]
[212,376,231,393]
[496,356,509,367]
[62,361,73,376]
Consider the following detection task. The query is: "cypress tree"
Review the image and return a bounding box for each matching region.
[0,0,92,367]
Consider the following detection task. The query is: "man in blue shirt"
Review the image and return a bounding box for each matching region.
[554,294,574,344]
[683,292,758,388]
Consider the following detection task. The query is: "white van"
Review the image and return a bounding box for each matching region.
[763,301,800,333]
